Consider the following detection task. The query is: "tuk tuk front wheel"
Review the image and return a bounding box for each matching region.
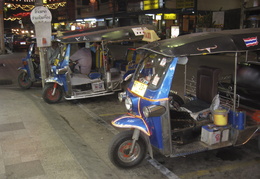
[18,72,33,89]
[108,130,147,169]
[42,83,63,104]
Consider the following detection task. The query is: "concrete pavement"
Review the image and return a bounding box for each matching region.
[0,52,169,179]
[0,52,89,178]
[0,88,89,178]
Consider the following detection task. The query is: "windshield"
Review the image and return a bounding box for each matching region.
[133,53,172,90]
[14,35,27,41]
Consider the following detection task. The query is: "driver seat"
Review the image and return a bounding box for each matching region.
[170,66,222,129]
[170,66,222,142]
[181,66,222,115]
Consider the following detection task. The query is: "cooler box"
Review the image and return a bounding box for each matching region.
[201,124,229,145]
[228,110,246,130]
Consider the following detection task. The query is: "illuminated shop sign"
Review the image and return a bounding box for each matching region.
[164,13,176,20]
[157,13,177,20]
[143,0,162,10]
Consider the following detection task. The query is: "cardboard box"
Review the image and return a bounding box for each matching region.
[201,124,229,145]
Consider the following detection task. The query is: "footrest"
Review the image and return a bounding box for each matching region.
[170,110,195,129]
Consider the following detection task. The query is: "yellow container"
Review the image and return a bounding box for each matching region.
[213,109,228,126]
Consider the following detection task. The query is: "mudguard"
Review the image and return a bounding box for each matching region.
[17,67,27,73]
[45,76,63,86]
[112,114,150,136]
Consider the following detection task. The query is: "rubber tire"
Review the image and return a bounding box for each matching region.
[42,83,63,104]
[108,130,147,169]
[18,72,33,89]
[169,92,184,110]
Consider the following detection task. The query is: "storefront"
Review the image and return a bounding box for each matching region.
[243,0,260,28]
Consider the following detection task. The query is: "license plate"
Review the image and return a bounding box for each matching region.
[20,42,26,45]
[131,80,147,97]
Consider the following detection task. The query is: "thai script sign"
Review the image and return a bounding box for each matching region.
[30,6,52,24]
[30,6,52,47]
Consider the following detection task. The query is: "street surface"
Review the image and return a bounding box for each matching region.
[0,48,259,179]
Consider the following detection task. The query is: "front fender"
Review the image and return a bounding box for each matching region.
[112,114,150,136]
[17,67,27,72]
[45,76,63,86]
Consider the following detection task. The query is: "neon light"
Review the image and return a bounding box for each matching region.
[13,12,30,17]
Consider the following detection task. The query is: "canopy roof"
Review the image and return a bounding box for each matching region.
[60,26,108,36]
[58,24,156,43]
[137,28,260,57]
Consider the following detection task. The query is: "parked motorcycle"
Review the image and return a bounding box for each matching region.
[17,43,41,89]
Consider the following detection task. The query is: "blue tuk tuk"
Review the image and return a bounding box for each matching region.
[42,25,158,103]
[108,28,260,168]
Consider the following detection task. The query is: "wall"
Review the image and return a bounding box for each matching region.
[165,0,241,10]
[198,0,241,11]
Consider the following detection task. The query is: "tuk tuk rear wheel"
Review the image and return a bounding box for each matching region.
[42,83,63,104]
[108,130,147,169]
[18,72,33,89]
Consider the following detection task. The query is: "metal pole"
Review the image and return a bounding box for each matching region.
[112,0,116,27]
[34,0,47,87]
[194,0,198,33]
[39,47,46,87]
[0,0,5,54]
[184,63,187,96]
[233,52,238,112]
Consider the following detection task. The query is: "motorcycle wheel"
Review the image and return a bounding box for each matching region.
[108,130,147,169]
[42,83,63,104]
[18,72,33,89]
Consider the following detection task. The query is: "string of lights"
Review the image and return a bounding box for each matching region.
[4,2,66,11]
[4,17,21,21]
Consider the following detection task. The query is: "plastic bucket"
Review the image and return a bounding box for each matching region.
[213,109,228,126]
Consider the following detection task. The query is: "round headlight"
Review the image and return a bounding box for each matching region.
[118,92,126,102]
[125,97,132,111]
